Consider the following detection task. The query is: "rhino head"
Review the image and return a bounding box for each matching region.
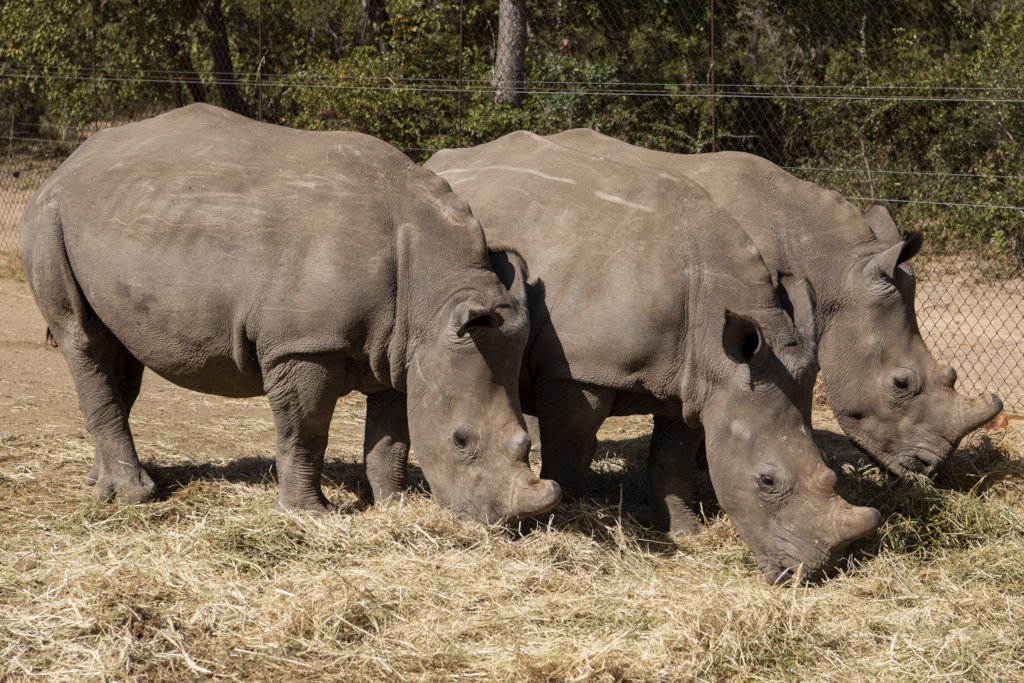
[697,276,881,584]
[394,185,561,524]
[820,205,1002,476]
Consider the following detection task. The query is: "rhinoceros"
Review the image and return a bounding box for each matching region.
[425,132,881,583]
[20,103,561,524]
[547,128,1002,480]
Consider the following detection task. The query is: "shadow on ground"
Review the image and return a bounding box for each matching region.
[141,455,428,511]
[134,423,1020,568]
[580,425,1022,565]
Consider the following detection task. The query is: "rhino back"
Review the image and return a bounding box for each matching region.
[548,129,876,307]
[27,104,441,393]
[427,132,777,401]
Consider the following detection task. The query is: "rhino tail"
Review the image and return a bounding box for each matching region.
[23,199,97,347]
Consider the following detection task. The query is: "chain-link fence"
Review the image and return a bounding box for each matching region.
[1,1,1021,414]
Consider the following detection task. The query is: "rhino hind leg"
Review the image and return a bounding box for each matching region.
[51,325,156,504]
[264,355,345,513]
[363,390,410,504]
[648,416,703,537]
[534,380,615,498]
[85,352,145,487]
[22,209,154,502]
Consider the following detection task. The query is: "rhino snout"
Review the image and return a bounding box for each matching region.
[911,391,1001,474]
[761,487,881,586]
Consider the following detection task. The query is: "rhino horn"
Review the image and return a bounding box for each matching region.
[954,391,1003,436]
[507,472,562,521]
[831,500,883,548]
[812,464,881,548]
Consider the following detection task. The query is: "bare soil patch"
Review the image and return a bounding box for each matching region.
[916,263,1024,415]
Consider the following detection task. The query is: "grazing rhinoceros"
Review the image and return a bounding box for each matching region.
[20,103,561,524]
[548,128,1002,480]
[425,132,881,584]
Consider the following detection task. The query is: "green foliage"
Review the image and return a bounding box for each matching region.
[1,0,1021,261]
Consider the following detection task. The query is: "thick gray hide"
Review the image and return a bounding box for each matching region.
[20,103,561,524]
[547,129,1002,476]
[426,132,881,584]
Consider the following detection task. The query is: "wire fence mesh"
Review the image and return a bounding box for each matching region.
[1,0,1021,414]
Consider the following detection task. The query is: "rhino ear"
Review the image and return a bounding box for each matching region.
[454,300,502,337]
[776,273,817,342]
[488,248,529,309]
[722,310,767,366]
[863,204,901,245]
[862,232,923,282]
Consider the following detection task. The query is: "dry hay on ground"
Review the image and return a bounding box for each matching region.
[3,275,1024,681]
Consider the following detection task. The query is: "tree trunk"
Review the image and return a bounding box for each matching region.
[198,0,252,118]
[491,0,527,106]
[361,0,390,52]
[165,40,208,105]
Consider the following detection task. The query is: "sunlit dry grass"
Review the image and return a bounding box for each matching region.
[3,385,1024,681]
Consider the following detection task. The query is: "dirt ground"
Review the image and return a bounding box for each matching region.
[915,267,1024,416]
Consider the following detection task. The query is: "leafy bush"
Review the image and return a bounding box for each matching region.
[2,0,1021,262]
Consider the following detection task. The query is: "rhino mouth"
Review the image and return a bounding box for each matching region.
[842,424,953,477]
[892,442,956,475]
[757,545,833,586]
[759,527,869,586]
[760,560,829,586]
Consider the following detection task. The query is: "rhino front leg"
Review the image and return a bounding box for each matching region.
[363,389,410,504]
[535,380,615,498]
[648,416,703,536]
[264,355,344,513]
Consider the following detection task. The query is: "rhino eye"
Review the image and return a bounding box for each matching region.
[452,430,469,451]
[888,369,919,398]
[758,474,775,488]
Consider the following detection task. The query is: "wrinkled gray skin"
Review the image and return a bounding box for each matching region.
[549,129,1002,480]
[426,132,881,583]
[20,103,561,525]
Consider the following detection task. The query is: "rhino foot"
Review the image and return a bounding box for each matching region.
[85,460,99,486]
[91,467,157,504]
[270,496,339,515]
[654,499,701,538]
[667,517,701,538]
